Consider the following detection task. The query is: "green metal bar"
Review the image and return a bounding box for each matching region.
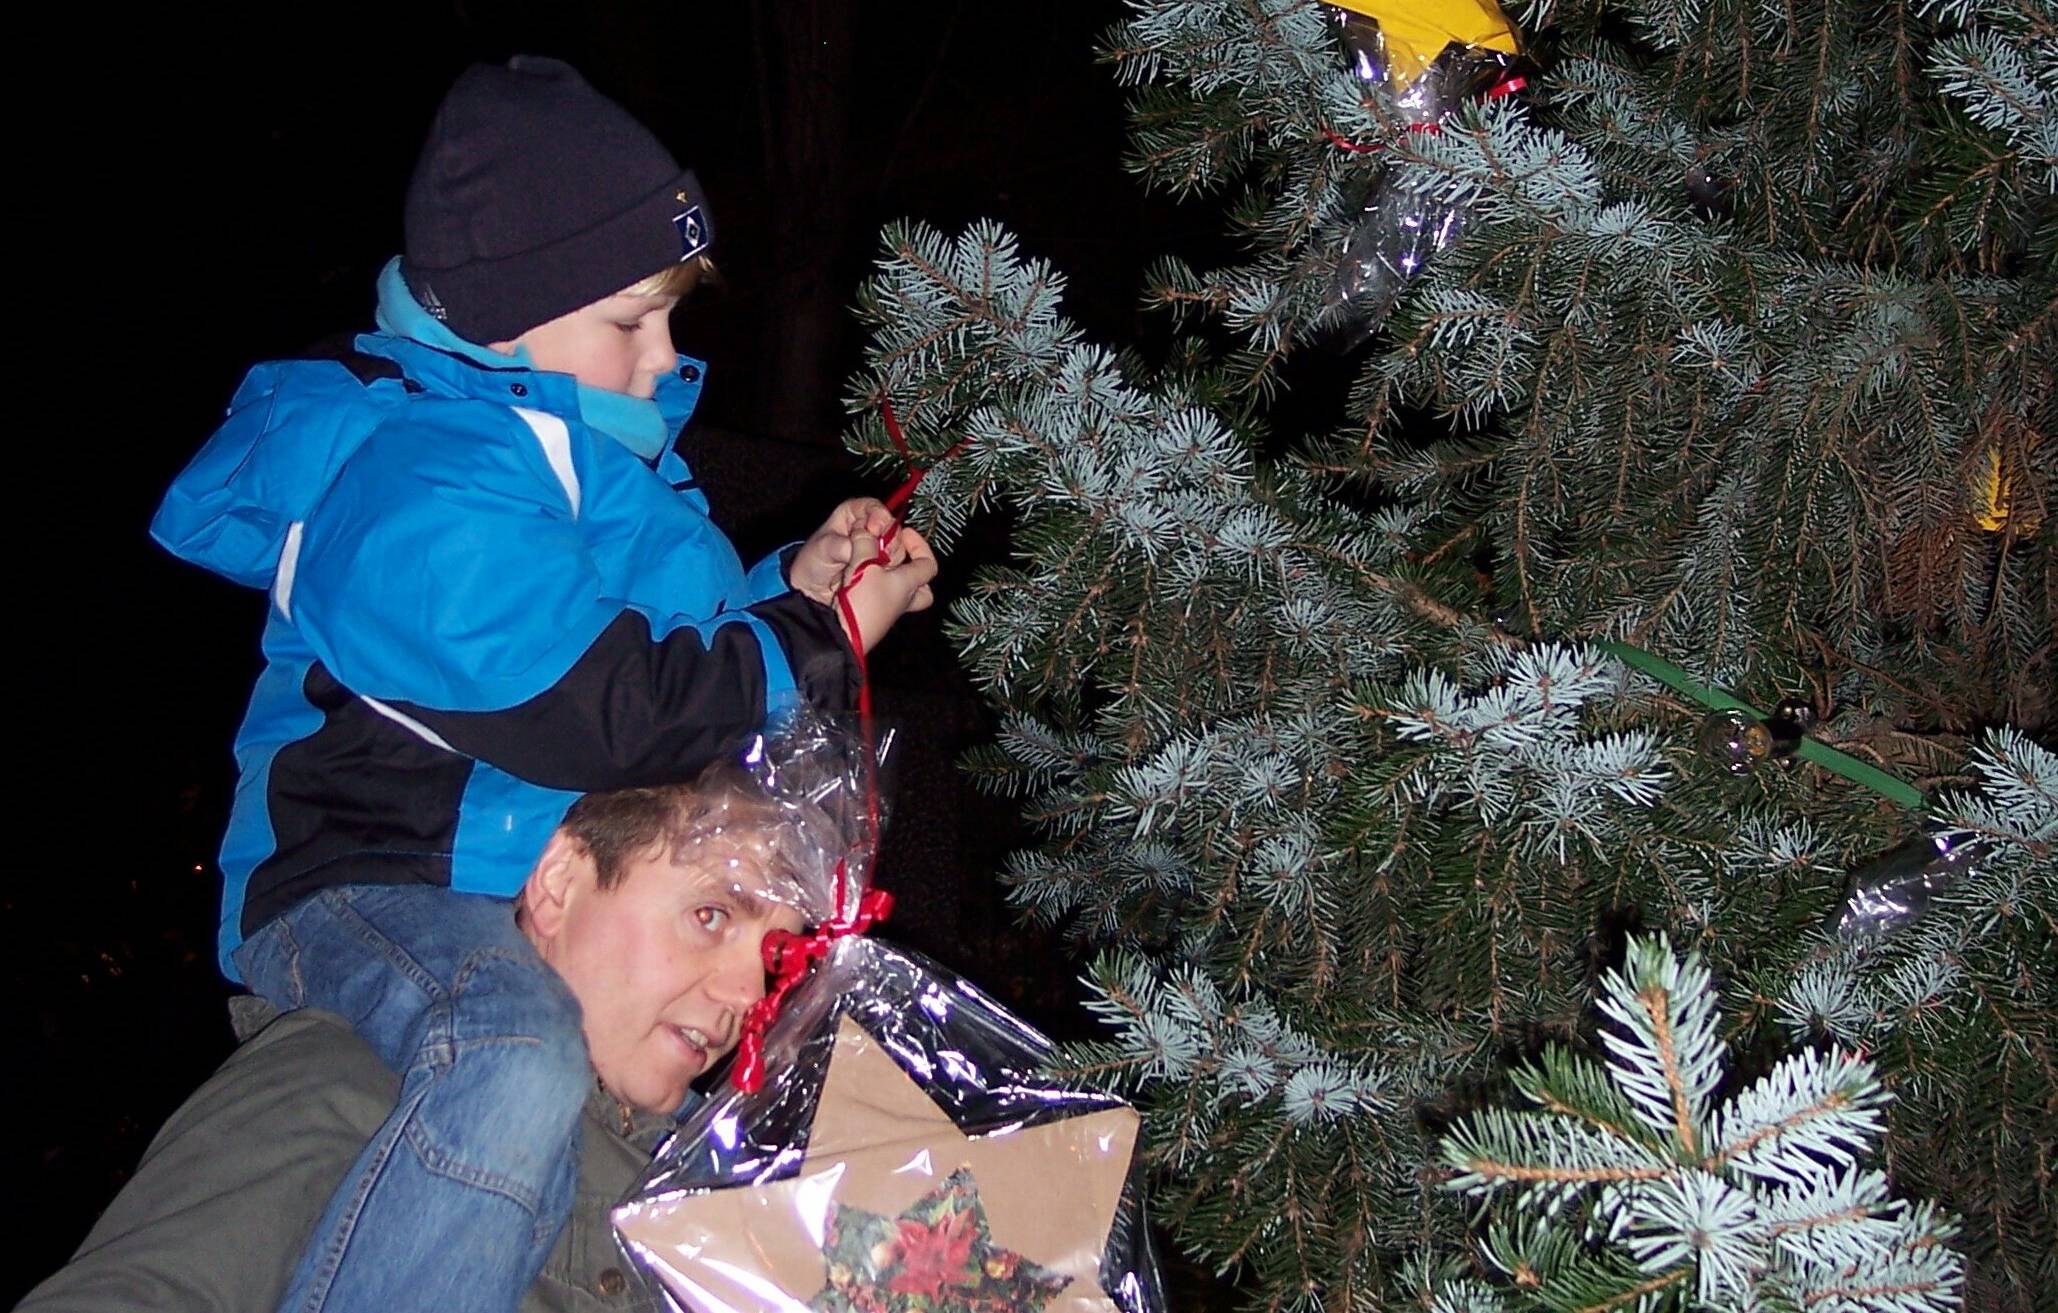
[1593,640,1927,811]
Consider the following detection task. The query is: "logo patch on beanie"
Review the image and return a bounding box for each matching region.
[673,205,709,261]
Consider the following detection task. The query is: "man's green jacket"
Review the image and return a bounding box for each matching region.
[23,1005,671,1312]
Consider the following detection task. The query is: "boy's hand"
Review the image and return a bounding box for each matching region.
[838,524,938,654]
[790,499,897,606]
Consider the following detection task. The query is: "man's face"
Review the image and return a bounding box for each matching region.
[497,288,681,399]
[531,835,804,1115]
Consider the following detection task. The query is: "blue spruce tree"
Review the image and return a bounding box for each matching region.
[841,1,2055,1308]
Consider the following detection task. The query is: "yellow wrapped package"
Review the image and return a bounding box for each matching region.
[1328,0,1520,89]
[1321,0,1528,343]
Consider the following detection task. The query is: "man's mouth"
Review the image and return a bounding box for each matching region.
[666,1023,715,1066]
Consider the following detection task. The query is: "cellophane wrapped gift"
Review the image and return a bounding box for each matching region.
[1323,0,1524,344]
[611,718,1166,1313]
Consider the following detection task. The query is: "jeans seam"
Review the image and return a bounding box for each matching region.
[446,1035,547,1057]
[279,913,307,1007]
[400,1099,550,1214]
[295,1081,432,1313]
[327,889,446,1000]
[450,944,551,997]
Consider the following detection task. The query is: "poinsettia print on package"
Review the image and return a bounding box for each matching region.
[613,942,1164,1313]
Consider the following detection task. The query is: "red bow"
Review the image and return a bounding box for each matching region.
[731,884,895,1092]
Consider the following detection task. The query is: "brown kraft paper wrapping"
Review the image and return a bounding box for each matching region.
[616,1017,1140,1313]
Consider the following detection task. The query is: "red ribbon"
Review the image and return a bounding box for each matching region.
[879,395,968,516]
[730,885,895,1091]
[728,388,956,1093]
[1323,75,1528,153]
[843,393,963,846]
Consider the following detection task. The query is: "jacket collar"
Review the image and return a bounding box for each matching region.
[363,257,707,459]
[586,1076,697,1150]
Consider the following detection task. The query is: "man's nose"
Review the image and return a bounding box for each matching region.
[708,940,772,1017]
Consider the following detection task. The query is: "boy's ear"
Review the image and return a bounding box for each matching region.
[522,829,590,942]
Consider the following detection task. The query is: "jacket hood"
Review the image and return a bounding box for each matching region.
[151,260,708,591]
[150,345,413,592]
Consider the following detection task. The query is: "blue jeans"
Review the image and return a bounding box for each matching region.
[234,884,589,1313]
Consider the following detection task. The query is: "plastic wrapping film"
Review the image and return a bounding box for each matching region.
[613,936,1166,1313]
[736,710,894,925]
[1323,1,1524,344]
[1830,828,1987,941]
[611,710,1165,1313]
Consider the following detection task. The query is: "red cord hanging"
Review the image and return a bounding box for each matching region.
[729,391,957,1092]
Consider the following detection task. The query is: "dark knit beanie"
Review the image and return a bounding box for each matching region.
[401,55,715,345]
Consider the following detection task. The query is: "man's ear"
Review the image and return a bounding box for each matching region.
[522,829,590,944]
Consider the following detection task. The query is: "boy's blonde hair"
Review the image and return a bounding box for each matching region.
[625,253,718,301]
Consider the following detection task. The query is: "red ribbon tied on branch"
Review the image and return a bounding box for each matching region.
[879,394,968,516]
[1322,75,1528,153]
[730,883,895,1092]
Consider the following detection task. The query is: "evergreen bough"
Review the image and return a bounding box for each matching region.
[840,0,2056,1307]
[1435,935,1962,1313]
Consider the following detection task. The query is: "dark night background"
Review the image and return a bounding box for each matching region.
[11,2,1228,1302]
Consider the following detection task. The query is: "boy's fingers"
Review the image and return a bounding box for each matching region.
[895,525,934,558]
[846,531,881,577]
[836,498,889,536]
[826,498,877,535]
[895,549,940,596]
[906,583,936,613]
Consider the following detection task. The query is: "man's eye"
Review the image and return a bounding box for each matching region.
[614,322,642,334]
[694,906,730,932]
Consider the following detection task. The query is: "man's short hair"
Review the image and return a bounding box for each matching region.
[559,763,822,894]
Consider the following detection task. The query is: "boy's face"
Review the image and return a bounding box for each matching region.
[525,831,804,1115]
[495,288,682,399]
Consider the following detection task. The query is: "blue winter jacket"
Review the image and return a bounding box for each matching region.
[154,260,854,976]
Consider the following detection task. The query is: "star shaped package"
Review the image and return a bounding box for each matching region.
[613,936,1165,1313]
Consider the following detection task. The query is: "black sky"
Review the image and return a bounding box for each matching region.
[15,2,1213,1295]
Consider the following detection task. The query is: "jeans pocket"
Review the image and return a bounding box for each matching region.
[233,912,306,1012]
